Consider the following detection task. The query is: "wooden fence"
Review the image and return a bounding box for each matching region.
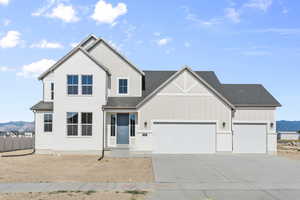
[0,137,34,152]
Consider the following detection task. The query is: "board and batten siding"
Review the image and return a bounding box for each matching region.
[43,72,54,102]
[35,111,54,152]
[45,50,107,153]
[137,70,233,152]
[88,41,142,97]
[233,108,277,153]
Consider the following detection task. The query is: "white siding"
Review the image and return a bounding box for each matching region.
[88,41,142,97]
[35,112,53,150]
[43,72,54,102]
[49,50,107,153]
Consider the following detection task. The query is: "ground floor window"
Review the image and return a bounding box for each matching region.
[67,112,78,136]
[130,114,136,137]
[44,113,52,132]
[111,114,116,136]
[81,112,92,136]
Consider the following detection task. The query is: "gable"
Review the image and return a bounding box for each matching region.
[137,67,235,109]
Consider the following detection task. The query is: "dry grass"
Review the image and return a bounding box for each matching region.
[0,191,148,200]
[278,151,300,160]
[0,153,153,183]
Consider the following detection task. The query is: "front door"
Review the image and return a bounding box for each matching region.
[117,113,129,144]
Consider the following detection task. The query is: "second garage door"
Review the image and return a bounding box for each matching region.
[152,122,216,154]
[233,123,267,153]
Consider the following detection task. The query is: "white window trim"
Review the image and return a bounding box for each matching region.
[66,112,93,137]
[117,77,129,95]
[44,113,53,133]
[66,74,79,96]
[81,74,93,96]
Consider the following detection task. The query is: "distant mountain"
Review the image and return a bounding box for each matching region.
[0,121,34,132]
[277,121,300,132]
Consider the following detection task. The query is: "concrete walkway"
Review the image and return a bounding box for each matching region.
[0,182,154,193]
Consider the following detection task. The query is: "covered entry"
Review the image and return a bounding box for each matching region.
[233,123,267,153]
[152,121,216,154]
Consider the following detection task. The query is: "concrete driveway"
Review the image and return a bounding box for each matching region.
[150,154,300,200]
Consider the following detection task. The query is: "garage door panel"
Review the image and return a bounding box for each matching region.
[153,122,216,154]
[233,124,267,153]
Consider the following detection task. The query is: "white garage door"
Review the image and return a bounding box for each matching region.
[152,122,216,154]
[233,123,267,153]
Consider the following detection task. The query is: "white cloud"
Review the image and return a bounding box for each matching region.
[241,50,271,56]
[183,6,223,27]
[17,59,56,78]
[282,7,288,14]
[70,42,79,48]
[157,38,172,46]
[30,40,63,49]
[0,66,14,72]
[225,8,240,23]
[0,31,21,48]
[244,0,272,12]
[32,0,57,16]
[91,0,127,25]
[0,0,9,5]
[184,42,191,48]
[2,19,11,26]
[153,32,161,36]
[252,28,300,35]
[47,3,79,23]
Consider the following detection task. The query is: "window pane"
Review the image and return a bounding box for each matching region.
[67,125,78,136]
[51,83,54,90]
[82,125,92,136]
[82,75,93,84]
[67,75,78,84]
[130,114,135,137]
[111,115,116,136]
[82,113,92,124]
[44,114,52,123]
[44,124,52,132]
[67,112,78,123]
[119,79,128,94]
[82,86,92,95]
[68,86,78,95]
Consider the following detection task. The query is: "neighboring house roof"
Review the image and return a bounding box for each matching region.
[31,101,53,111]
[86,38,145,76]
[222,84,281,107]
[38,36,111,80]
[104,68,281,109]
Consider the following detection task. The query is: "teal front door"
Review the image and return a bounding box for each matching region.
[117,113,129,144]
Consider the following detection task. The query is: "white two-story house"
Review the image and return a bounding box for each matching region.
[31,34,281,154]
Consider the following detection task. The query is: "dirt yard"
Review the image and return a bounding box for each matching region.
[277,141,300,160]
[0,152,153,183]
[0,190,148,200]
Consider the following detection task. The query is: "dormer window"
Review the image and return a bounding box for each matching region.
[118,78,128,94]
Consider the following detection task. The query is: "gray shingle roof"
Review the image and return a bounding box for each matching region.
[31,101,53,111]
[221,84,281,107]
[105,70,281,109]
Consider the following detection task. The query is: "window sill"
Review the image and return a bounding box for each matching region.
[65,136,93,138]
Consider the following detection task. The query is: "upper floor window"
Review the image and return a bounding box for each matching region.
[51,83,54,100]
[67,75,78,95]
[118,78,128,94]
[44,113,53,132]
[82,75,93,95]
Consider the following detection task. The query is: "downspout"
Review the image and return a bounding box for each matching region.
[231,108,235,152]
[98,108,105,161]
[2,111,36,157]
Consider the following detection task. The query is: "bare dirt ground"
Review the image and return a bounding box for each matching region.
[0,190,148,200]
[277,141,300,160]
[0,152,153,183]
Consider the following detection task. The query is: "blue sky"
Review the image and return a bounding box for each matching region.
[0,0,299,122]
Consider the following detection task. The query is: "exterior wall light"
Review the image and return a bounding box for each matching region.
[222,122,226,128]
[270,122,274,128]
[144,121,147,128]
